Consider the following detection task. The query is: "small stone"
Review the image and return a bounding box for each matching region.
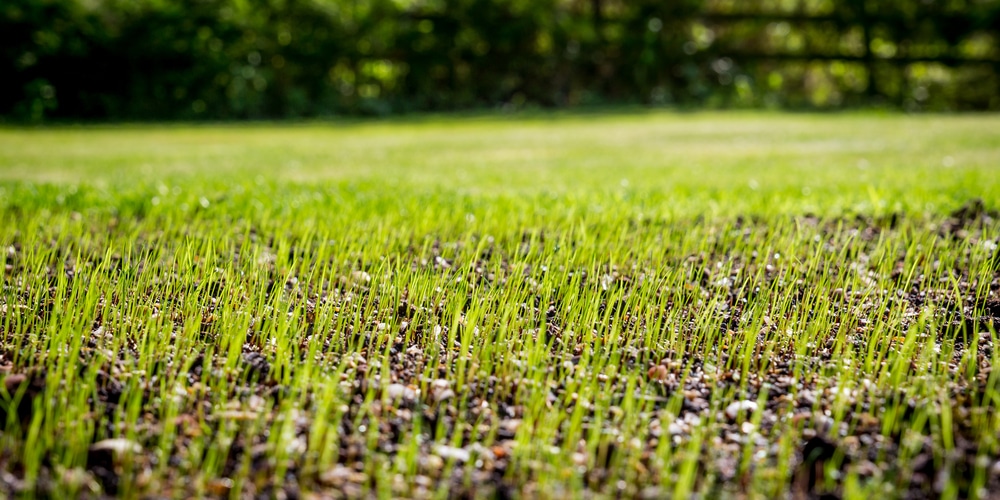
[431,379,454,403]
[798,390,816,406]
[57,466,99,492]
[725,400,758,420]
[640,486,663,499]
[668,421,685,435]
[319,465,352,486]
[214,410,258,420]
[386,383,410,399]
[434,445,472,462]
[90,439,141,454]
[3,374,26,393]
[207,478,233,496]
[248,395,266,410]
[647,365,668,381]
[683,397,709,412]
[854,460,880,477]
[433,388,455,403]
[423,455,444,471]
[500,419,521,433]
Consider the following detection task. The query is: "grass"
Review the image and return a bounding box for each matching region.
[0,111,998,498]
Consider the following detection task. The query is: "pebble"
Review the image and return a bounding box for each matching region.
[386,383,416,400]
[214,410,258,420]
[725,400,758,420]
[423,455,444,471]
[668,421,685,435]
[798,390,816,406]
[854,460,881,477]
[3,374,26,392]
[433,388,455,403]
[430,379,454,403]
[207,478,234,496]
[434,444,471,462]
[90,438,142,454]
[319,465,366,487]
[639,486,663,499]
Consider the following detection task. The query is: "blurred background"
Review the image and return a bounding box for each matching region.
[3,0,999,122]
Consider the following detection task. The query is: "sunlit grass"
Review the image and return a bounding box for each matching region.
[0,111,998,498]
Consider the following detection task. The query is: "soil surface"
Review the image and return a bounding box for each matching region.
[1,203,999,499]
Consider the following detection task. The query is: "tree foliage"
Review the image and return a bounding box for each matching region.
[2,0,998,121]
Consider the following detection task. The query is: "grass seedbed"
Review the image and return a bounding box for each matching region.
[0,112,999,498]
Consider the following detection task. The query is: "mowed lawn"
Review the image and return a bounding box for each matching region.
[1,112,999,498]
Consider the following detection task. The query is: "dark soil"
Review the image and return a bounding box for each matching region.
[1,206,999,499]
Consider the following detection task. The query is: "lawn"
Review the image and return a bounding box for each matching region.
[1,111,999,498]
